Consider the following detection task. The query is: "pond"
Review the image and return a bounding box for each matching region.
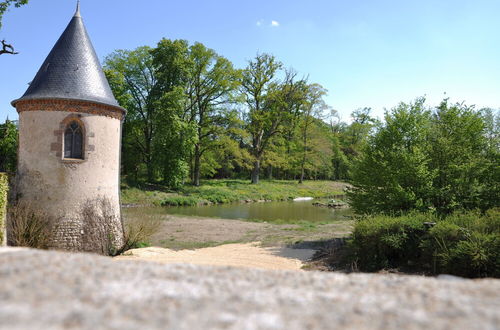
[124,200,352,223]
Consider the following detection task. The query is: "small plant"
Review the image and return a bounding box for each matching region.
[7,201,56,249]
[121,215,161,251]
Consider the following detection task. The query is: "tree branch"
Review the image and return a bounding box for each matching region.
[0,40,18,55]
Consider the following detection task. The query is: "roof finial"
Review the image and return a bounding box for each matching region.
[75,0,81,17]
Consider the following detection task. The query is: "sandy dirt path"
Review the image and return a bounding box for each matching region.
[114,243,316,271]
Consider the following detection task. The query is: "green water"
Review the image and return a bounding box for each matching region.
[124,200,351,223]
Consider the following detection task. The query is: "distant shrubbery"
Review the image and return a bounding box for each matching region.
[161,196,199,207]
[348,209,500,278]
[120,180,347,207]
[159,180,347,206]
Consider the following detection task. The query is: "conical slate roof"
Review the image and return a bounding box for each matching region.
[12,4,121,109]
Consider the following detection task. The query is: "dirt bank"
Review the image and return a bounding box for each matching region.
[137,214,353,250]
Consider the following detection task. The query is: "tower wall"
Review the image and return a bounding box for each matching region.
[14,102,124,254]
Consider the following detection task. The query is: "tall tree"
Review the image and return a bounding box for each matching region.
[427,100,491,213]
[348,98,433,214]
[150,39,194,186]
[104,47,158,182]
[298,83,327,183]
[184,42,240,186]
[241,54,307,184]
[240,54,281,184]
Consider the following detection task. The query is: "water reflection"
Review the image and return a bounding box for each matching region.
[138,200,352,223]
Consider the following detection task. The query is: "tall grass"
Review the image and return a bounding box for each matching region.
[7,201,56,249]
[121,215,162,251]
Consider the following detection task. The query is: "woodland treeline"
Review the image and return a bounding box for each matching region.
[103,39,376,187]
[0,40,343,182]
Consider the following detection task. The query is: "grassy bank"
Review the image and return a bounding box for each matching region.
[121,180,349,207]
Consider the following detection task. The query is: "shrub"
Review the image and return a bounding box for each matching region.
[0,173,7,245]
[197,188,240,204]
[121,215,161,251]
[161,196,199,206]
[349,213,429,271]
[347,210,500,277]
[427,209,500,277]
[7,201,56,249]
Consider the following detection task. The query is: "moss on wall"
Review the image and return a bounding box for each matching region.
[0,173,7,245]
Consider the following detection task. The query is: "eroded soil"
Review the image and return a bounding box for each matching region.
[143,214,353,250]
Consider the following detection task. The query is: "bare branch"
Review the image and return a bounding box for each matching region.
[0,39,18,55]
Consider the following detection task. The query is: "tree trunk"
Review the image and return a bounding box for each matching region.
[299,165,305,184]
[193,144,201,186]
[299,129,307,184]
[146,158,153,183]
[145,131,153,182]
[251,159,260,184]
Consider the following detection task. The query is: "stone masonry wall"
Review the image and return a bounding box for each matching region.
[15,105,124,255]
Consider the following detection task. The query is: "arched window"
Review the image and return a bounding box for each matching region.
[64,121,83,159]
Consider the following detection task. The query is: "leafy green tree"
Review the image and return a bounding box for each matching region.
[349,98,499,215]
[153,88,196,188]
[151,39,194,186]
[198,110,251,179]
[304,117,334,180]
[344,107,376,157]
[0,119,17,173]
[184,42,241,186]
[298,84,327,183]
[348,98,434,214]
[241,54,307,184]
[240,53,282,184]
[478,108,500,210]
[104,46,158,182]
[0,0,27,27]
[427,100,492,213]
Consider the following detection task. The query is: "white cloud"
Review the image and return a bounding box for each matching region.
[271,20,280,27]
[256,19,264,27]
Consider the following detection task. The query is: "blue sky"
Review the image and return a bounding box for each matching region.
[1,0,499,122]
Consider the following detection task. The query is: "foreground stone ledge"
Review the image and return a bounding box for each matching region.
[0,248,499,330]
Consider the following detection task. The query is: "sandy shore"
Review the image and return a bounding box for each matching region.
[114,242,316,271]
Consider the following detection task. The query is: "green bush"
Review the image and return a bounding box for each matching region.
[348,210,500,277]
[161,196,199,206]
[0,173,7,245]
[197,188,240,204]
[427,209,500,277]
[350,213,429,271]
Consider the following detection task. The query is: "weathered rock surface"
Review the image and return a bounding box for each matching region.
[0,248,499,330]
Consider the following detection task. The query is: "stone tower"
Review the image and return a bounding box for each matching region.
[11,4,126,254]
